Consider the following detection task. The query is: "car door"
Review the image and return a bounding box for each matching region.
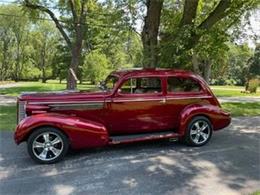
[164,76,207,129]
[106,76,169,135]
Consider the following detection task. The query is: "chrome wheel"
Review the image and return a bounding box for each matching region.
[190,120,210,145]
[32,132,63,161]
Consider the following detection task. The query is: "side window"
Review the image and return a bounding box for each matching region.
[119,77,162,94]
[120,78,137,94]
[167,77,201,93]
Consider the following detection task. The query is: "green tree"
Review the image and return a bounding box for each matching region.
[82,50,110,84]
[0,7,15,81]
[142,0,259,73]
[227,44,252,85]
[23,0,89,89]
[31,21,60,83]
[248,43,260,78]
[0,5,31,81]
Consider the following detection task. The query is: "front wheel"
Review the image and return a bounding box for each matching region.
[185,116,213,146]
[27,127,69,164]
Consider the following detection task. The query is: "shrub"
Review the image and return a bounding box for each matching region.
[21,66,41,81]
[82,50,111,84]
[210,78,226,85]
[247,79,259,93]
[225,79,237,86]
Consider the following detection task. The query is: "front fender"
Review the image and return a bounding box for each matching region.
[14,113,109,149]
[178,104,231,136]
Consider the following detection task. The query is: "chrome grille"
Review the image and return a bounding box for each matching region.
[17,101,27,123]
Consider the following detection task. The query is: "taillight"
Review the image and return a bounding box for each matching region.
[17,100,27,124]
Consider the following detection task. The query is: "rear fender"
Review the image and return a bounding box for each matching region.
[178,104,231,136]
[14,113,109,149]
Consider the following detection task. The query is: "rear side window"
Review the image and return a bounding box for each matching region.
[167,77,201,93]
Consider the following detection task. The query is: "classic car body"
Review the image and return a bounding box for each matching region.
[14,68,231,163]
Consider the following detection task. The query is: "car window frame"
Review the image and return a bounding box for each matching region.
[104,74,120,92]
[116,76,164,97]
[166,76,204,95]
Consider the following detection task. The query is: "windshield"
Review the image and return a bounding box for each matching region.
[103,75,119,91]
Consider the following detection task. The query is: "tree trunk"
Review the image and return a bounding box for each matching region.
[192,51,200,75]
[42,68,47,83]
[41,49,47,83]
[203,61,211,83]
[1,39,9,81]
[15,43,20,82]
[66,43,81,90]
[141,0,163,68]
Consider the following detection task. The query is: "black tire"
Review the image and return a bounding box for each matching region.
[27,127,69,164]
[184,116,212,147]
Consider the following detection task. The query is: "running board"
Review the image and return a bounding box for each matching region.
[109,131,179,145]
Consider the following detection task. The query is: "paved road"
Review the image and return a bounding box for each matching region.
[0,95,17,105]
[0,83,22,89]
[0,117,259,195]
[218,96,260,103]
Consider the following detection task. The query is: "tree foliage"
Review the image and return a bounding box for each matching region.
[0,0,259,87]
[0,2,142,83]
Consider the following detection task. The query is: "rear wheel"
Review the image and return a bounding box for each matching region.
[185,116,212,146]
[27,127,69,164]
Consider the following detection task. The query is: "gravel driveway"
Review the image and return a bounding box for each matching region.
[218,96,260,103]
[0,117,259,195]
[0,95,17,105]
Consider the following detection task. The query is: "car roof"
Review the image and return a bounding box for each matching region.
[111,68,196,78]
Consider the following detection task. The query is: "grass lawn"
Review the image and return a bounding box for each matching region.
[210,85,260,97]
[221,102,260,117]
[0,105,16,131]
[251,191,260,195]
[0,80,96,96]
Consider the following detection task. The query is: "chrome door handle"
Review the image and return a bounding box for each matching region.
[159,98,166,104]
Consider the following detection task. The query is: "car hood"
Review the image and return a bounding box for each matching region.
[18,90,110,103]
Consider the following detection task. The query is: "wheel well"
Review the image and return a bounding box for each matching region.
[188,114,213,130]
[178,114,212,136]
[192,114,211,123]
[188,114,212,126]
[22,125,70,143]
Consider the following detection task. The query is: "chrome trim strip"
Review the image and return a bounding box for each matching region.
[29,101,104,105]
[50,103,104,110]
[112,98,165,103]
[166,95,211,100]
[111,96,211,103]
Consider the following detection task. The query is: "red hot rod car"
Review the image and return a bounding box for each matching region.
[14,68,231,163]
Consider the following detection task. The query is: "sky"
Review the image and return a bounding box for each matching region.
[244,9,260,48]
